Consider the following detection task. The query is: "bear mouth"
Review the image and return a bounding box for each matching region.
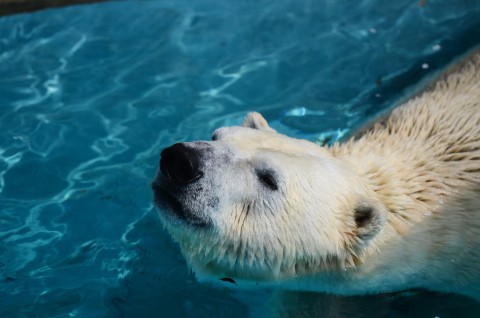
[151,181,209,227]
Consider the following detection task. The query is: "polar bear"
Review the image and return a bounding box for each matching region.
[152,48,480,301]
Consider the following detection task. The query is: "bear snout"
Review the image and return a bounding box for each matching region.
[160,143,204,185]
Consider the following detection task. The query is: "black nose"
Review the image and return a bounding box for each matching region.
[160,143,203,184]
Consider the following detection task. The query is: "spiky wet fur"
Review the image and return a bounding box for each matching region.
[157,49,480,299]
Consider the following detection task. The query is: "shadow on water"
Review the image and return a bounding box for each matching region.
[106,211,255,318]
[270,289,480,318]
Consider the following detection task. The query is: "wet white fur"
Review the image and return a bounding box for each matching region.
[160,49,480,300]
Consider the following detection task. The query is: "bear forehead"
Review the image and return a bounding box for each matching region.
[212,126,331,158]
[212,126,277,143]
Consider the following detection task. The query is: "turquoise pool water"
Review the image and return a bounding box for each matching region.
[1,1,480,317]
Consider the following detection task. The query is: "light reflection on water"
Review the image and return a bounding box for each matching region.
[0,1,480,317]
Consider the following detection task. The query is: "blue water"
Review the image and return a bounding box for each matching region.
[1,1,480,317]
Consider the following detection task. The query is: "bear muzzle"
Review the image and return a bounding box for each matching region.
[152,142,213,227]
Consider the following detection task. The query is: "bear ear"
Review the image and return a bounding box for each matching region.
[242,112,276,132]
[353,199,387,243]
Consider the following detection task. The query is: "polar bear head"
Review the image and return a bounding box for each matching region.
[152,112,388,288]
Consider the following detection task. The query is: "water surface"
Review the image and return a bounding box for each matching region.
[1,1,480,317]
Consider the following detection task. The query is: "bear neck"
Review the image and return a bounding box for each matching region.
[331,138,443,235]
[313,51,480,295]
[330,88,480,236]
[325,123,479,292]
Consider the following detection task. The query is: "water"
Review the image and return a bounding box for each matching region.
[0,1,480,317]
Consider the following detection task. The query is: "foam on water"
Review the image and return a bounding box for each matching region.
[0,1,480,317]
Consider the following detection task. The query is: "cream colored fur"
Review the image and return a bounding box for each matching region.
[157,49,480,301]
[328,49,480,299]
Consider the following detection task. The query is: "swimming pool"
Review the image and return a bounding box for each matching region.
[1,1,480,317]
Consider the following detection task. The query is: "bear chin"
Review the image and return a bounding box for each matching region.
[152,181,210,227]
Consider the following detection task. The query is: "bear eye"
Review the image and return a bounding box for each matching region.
[257,170,278,191]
